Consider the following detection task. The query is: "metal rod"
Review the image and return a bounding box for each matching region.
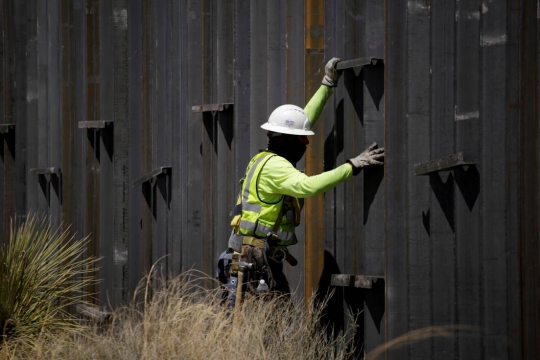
[414,152,474,176]
[336,57,383,70]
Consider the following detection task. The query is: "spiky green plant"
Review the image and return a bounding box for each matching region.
[0,215,98,341]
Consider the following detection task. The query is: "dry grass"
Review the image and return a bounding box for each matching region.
[1,270,355,360]
[0,223,479,359]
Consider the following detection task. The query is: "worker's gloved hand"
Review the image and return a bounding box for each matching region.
[322,57,342,87]
[348,142,385,174]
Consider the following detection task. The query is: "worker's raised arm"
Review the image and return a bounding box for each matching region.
[259,156,353,199]
[259,141,385,199]
[304,57,342,128]
[303,86,333,128]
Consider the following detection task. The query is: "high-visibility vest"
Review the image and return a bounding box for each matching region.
[235,151,299,247]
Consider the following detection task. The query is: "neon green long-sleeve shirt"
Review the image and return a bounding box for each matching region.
[257,85,354,202]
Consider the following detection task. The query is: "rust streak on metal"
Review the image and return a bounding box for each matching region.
[304,0,325,305]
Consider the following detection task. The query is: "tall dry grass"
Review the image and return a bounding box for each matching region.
[1,270,355,360]
[0,220,479,359]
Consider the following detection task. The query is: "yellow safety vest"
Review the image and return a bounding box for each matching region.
[231,151,300,247]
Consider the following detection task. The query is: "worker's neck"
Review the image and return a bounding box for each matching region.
[266,142,304,167]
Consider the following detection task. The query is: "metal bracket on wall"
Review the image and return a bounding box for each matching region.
[78,120,114,129]
[331,274,383,289]
[30,167,62,181]
[0,124,15,134]
[336,57,383,71]
[132,166,171,188]
[414,152,475,176]
[191,103,233,116]
[30,167,62,204]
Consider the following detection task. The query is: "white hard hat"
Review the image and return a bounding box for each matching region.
[260,104,315,135]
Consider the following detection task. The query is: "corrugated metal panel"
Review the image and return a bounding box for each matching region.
[321,2,386,356]
[1,1,539,358]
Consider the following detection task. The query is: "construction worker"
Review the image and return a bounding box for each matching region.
[218,58,385,302]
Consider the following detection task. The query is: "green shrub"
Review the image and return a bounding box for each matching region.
[0,215,98,341]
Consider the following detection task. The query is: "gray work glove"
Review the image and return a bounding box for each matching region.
[348,142,385,173]
[322,57,342,87]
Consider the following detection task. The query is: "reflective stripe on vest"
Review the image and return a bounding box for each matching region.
[238,152,298,246]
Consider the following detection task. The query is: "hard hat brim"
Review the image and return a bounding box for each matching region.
[260,122,315,136]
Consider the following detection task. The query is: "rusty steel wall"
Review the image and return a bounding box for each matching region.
[385,1,539,360]
[0,1,539,359]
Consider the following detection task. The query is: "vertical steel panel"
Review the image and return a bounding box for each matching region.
[61,0,75,237]
[304,0,325,302]
[407,1,432,359]
[170,0,183,276]
[99,0,115,306]
[363,0,386,354]
[0,1,4,240]
[140,0,153,275]
[13,1,27,223]
[341,0,364,278]
[1,2,5,240]
[430,1,457,358]
[112,0,129,304]
[267,0,286,112]
[164,1,175,277]
[335,2,367,355]
[249,1,267,154]
[215,0,234,260]
[233,0,251,181]
[25,0,38,213]
[217,1,233,105]
[73,0,87,297]
[480,1,509,358]
[348,1,364,352]
[36,0,48,215]
[128,0,142,293]
[385,0,409,358]
[506,1,523,358]
[363,0,385,279]
[1,0,15,243]
[183,0,203,272]
[213,108,234,265]
[286,0,305,299]
[321,0,342,339]
[455,1,482,358]
[152,0,170,277]
[48,2,62,230]
[85,0,101,303]
[519,0,540,357]
[201,0,215,280]
[201,110,215,279]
